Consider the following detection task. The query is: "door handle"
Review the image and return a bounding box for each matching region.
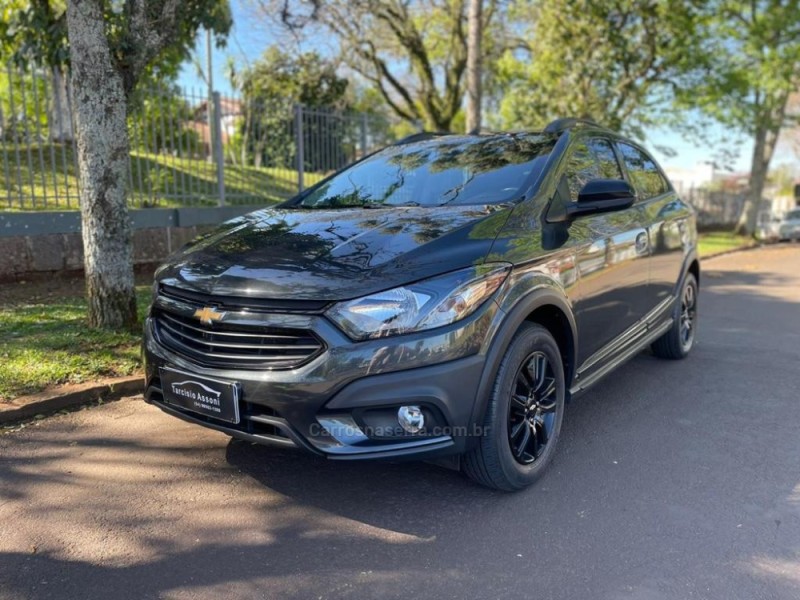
[635,231,649,254]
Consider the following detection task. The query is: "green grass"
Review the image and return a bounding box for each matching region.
[698,231,755,258]
[0,287,151,401]
[0,143,323,211]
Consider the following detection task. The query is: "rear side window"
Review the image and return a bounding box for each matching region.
[617,143,670,200]
[564,138,623,201]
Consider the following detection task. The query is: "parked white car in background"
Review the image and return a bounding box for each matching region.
[779,208,800,241]
[756,210,783,242]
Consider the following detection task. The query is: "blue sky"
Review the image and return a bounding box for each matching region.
[178,0,797,175]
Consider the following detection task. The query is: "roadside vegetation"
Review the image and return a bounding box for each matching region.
[0,284,150,401]
[698,231,755,258]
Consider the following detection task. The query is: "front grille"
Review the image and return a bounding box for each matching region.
[153,308,325,370]
[160,284,331,314]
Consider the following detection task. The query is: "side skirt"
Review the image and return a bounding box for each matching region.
[576,295,674,377]
[569,317,673,398]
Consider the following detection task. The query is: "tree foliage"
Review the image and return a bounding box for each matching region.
[687,1,800,136]
[495,0,704,138]
[237,47,349,110]
[683,0,800,233]
[2,0,232,90]
[257,0,510,132]
[0,0,68,67]
[233,47,351,169]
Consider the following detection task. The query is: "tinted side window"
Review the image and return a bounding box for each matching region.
[589,139,624,180]
[618,143,669,200]
[564,139,624,202]
[564,140,600,202]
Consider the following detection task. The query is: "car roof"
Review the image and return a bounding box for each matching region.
[392,118,614,148]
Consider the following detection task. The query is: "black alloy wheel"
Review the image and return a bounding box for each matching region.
[652,272,698,360]
[463,323,566,491]
[508,351,558,465]
[679,278,697,352]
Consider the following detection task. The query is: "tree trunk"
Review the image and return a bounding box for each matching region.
[427,113,454,132]
[48,68,74,143]
[736,123,781,235]
[67,0,137,330]
[465,0,483,134]
[736,127,765,235]
[736,94,789,235]
[254,138,264,168]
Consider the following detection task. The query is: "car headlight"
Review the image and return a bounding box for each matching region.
[326,264,511,340]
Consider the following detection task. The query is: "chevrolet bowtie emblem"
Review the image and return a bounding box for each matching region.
[193,306,225,325]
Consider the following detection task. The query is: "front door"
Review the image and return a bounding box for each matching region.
[558,137,652,365]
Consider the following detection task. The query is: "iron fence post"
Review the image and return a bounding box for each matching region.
[212,91,226,206]
[295,104,305,192]
[0,103,11,208]
[360,113,368,157]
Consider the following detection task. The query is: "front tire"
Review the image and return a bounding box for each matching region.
[463,323,566,491]
[651,272,698,360]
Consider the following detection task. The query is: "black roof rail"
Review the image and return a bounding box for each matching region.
[393,132,449,145]
[543,117,603,134]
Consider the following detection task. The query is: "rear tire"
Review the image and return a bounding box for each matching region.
[463,323,566,491]
[651,272,698,360]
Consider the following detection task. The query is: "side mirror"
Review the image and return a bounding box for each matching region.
[567,179,636,218]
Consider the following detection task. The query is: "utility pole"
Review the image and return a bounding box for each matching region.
[465,0,483,134]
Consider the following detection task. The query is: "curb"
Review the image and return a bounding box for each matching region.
[0,375,144,424]
[700,243,759,261]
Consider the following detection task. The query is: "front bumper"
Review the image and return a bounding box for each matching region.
[143,296,501,461]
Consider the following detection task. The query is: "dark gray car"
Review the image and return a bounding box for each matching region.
[143,118,699,491]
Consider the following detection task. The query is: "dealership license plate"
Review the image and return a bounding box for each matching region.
[159,367,241,424]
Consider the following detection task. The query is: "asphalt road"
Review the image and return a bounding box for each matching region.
[2,245,799,600]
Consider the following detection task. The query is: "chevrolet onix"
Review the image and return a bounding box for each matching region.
[144,118,699,491]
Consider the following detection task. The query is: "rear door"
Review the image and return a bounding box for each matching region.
[562,137,652,365]
[615,142,693,310]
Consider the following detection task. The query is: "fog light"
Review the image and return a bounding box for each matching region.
[398,405,425,434]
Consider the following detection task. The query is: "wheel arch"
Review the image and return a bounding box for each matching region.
[524,304,576,389]
[469,288,577,445]
[688,257,700,287]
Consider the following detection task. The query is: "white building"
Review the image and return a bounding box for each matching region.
[662,162,716,194]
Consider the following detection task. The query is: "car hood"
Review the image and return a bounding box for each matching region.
[156,205,513,300]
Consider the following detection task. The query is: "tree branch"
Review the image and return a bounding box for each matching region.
[120,0,182,93]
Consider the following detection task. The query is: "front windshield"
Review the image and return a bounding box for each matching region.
[786,209,800,220]
[295,134,556,209]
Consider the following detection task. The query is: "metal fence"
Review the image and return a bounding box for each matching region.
[683,187,747,228]
[0,63,393,211]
